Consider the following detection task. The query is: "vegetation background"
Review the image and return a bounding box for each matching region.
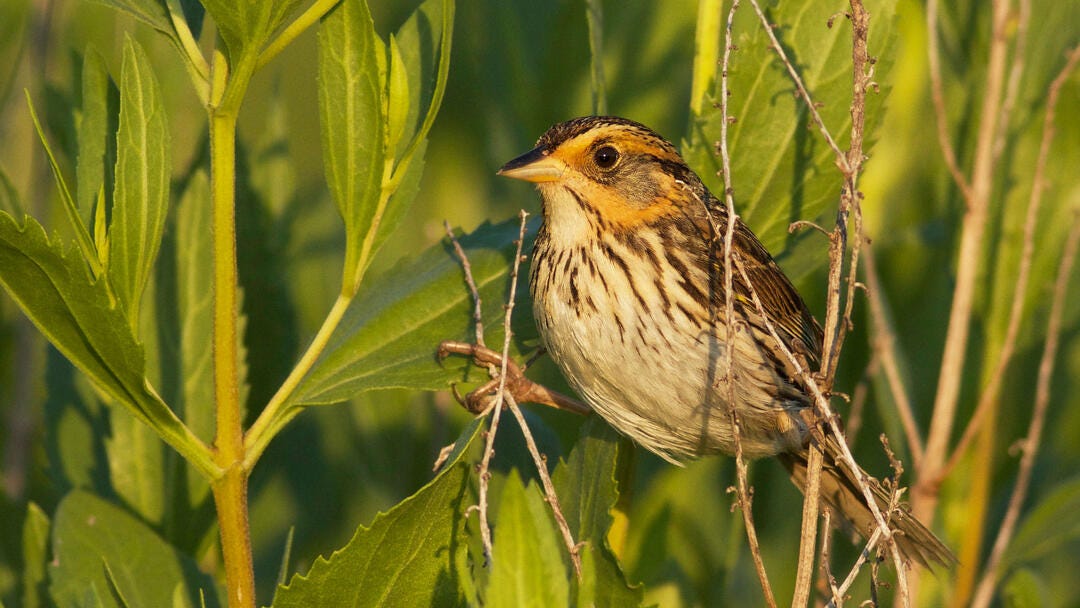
[0,0,1077,606]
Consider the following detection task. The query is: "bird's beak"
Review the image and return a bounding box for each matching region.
[497,146,565,183]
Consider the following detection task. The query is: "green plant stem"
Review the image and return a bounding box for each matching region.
[690,0,721,116]
[212,467,254,608]
[164,0,210,103]
[209,48,256,608]
[244,293,352,469]
[585,0,607,115]
[257,0,341,70]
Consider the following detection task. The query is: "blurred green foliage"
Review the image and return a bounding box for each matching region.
[0,0,1077,606]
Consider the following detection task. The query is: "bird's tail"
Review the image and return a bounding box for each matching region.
[777,436,956,569]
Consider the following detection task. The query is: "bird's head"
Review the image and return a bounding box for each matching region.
[499,116,705,237]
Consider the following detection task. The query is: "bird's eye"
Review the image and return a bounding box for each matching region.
[593,145,619,169]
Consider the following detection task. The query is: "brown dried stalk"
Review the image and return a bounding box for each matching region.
[991,0,1030,163]
[440,211,584,577]
[732,253,909,607]
[818,508,844,606]
[926,0,974,202]
[444,220,487,350]
[746,0,910,601]
[503,390,583,577]
[714,1,779,606]
[726,407,778,608]
[862,243,925,467]
[941,44,1080,480]
[969,211,1080,608]
[917,0,1012,522]
[720,1,910,603]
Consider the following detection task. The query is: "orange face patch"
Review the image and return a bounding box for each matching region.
[544,127,687,229]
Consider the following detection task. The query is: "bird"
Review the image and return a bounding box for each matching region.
[497,115,954,569]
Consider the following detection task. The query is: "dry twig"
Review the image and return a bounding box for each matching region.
[819,508,845,606]
[749,0,910,601]
[926,0,974,202]
[991,0,1031,162]
[722,1,911,603]
[918,0,1012,524]
[969,211,1080,608]
[713,3,778,605]
[439,211,584,577]
[862,243,925,466]
[732,254,910,606]
[444,220,487,349]
[941,44,1080,480]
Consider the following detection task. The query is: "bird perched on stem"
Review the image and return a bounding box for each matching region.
[498,115,953,569]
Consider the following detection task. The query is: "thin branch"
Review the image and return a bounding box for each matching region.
[793,443,823,608]
[926,0,975,202]
[992,0,1030,162]
[727,408,778,608]
[827,1,872,384]
[862,242,925,466]
[819,508,844,606]
[941,44,1080,480]
[495,212,582,576]
[732,255,910,605]
[969,212,1080,608]
[716,3,777,605]
[480,211,531,568]
[918,0,1012,522]
[442,212,585,576]
[444,220,487,349]
[746,0,849,172]
[827,527,883,608]
[731,2,903,601]
[473,349,506,567]
[504,391,583,577]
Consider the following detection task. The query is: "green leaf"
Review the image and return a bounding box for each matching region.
[375,0,453,257]
[485,470,571,607]
[386,34,409,156]
[288,218,537,406]
[683,0,897,280]
[553,418,642,607]
[85,0,172,35]
[248,87,295,217]
[317,0,387,293]
[0,212,216,478]
[110,34,170,331]
[173,170,214,503]
[0,0,29,104]
[553,417,620,541]
[0,164,22,217]
[1003,477,1080,570]
[200,0,305,60]
[558,419,643,607]
[76,47,119,228]
[21,502,50,608]
[1002,568,1050,608]
[368,137,427,266]
[391,0,454,163]
[271,419,483,608]
[26,90,101,277]
[106,409,166,525]
[40,349,112,496]
[48,490,223,608]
